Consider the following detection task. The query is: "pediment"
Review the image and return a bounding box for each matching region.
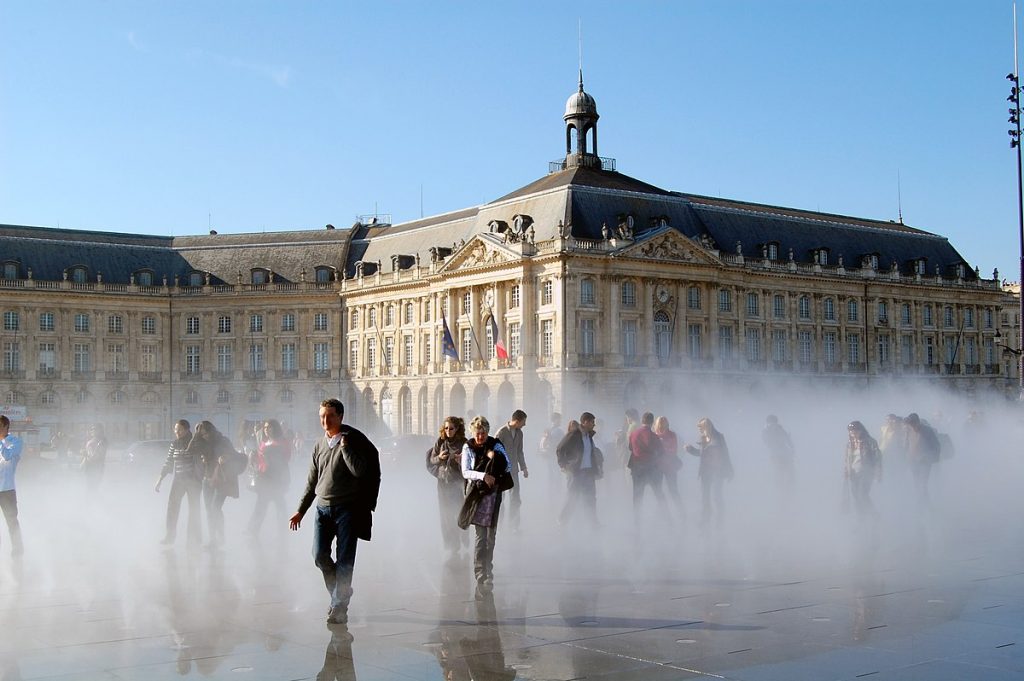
[437,234,519,273]
[614,227,721,265]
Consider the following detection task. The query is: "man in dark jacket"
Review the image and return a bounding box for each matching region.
[904,412,939,506]
[556,412,602,527]
[290,399,381,625]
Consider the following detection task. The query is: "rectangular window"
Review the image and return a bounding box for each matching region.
[878,334,890,364]
[847,299,859,323]
[823,298,835,321]
[141,344,157,373]
[249,343,265,371]
[745,328,761,361]
[218,316,232,334]
[314,342,330,371]
[541,319,554,357]
[250,314,263,333]
[901,335,914,365]
[688,324,702,359]
[718,289,732,313]
[107,343,125,372]
[75,313,90,333]
[580,319,596,356]
[772,329,788,362]
[461,329,472,361]
[944,337,956,365]
[985,337,996,365]
[877,301,888,323]
[966,337,977,365]
[108,315,123,334]
[984,308,994,329]
[510,285,520,309]
[509,322,521,359]
[367,338,376,370]
[924,305,934,326]
[746,293,759,318]
[773,295,786,319]
[186,316,200,335]
[73,343,91,372]
[39,312,55,332]
[185,345,201,375]
[2,342,20,371]
[3,311,19,332]
[925,336,935,365]
[622,319,637,358]
[798,296,811,320]
[462,292,472,315]
[901,304,912,326]
[944,306,955,328]
[798,331,813,364]
[485,322,495,360]
[423,335,432,364]
[280,313,295,332]
[688,286,701,310]
[38,342,56,373]
[314,313,329,332]
[621,281,637,308]
[385,337,395,368]
[964,308,975,328]
[824,332,837,365]
[349,340,359,370]
[281,343,296,371]
[848,333,861,364]
[718,326,734,359]
[404,335,414,367]
[580,279,595,306]
[217,345,233,373]
[142,316,156,334]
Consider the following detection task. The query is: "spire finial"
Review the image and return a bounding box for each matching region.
[578,18,584,92]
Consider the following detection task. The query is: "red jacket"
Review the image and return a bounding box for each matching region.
[629,426,662,467]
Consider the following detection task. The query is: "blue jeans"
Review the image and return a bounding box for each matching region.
[313,505,358,612]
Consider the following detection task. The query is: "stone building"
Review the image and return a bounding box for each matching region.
[0,79,1018,448]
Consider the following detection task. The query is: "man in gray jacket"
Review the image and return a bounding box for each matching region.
[290,399,381,625]
[495,409,527,532]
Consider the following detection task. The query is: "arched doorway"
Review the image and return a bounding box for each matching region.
[472,382,490,420]
[398,386,412,435]
[655,310,672,364]
[449,383,466,420]
[418,386,429,433]
[380,387,394,436]
[496,381,515,421]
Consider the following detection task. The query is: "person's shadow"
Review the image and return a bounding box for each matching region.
[463,592,516,681]
[317,624,356,681]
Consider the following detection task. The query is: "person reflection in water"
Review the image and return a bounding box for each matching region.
[317,625,357,680]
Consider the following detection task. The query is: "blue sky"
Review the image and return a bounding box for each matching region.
[0,1,1019,280]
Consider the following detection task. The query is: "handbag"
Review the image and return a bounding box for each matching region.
[458,487,482,530]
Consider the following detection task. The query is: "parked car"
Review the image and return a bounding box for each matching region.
[124,439,173,467]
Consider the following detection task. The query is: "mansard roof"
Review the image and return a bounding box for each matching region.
[0,224,352,284]
[346,165,975,280]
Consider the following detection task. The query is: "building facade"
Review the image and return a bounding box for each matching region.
[0,81,1019,448]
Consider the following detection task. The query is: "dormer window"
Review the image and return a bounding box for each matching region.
[914,259,927,275]
[251,269,268,285]
[70,266,87,283]
[315,266,333,283]
[188,271,203,287]
[765,242,779,260]
[956,263,966,278]
[814,249,829,266]
[1,262,18,280]
[863,254,879,270]
[136,270,154,287]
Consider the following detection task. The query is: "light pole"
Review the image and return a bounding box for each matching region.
[1008,54,1024,395]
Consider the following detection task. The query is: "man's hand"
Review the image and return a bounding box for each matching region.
[289,512,303,531]
[154,479,162,493]
[522,468,529,479]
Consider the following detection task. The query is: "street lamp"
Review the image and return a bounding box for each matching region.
[995,329,1023,357]
[1008,65,1024,394]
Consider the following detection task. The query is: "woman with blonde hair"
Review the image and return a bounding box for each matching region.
[653,415,685,519]
[460,415,510,590]
[426,416,468,558]
[684,417,733,527]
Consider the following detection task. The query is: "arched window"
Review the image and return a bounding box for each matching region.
[368,307,377,327]
[2,262,19,280]
[654,311,672,361]
[385,305,395,326]
[315,266,333,283]
[251,269,268,285]
[70,266,87,283]
[109,390,126,405]
[136,270,154,287]
[404,303,414,325]
[350,309,359,329]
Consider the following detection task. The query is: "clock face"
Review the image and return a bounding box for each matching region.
[658,289,669,303]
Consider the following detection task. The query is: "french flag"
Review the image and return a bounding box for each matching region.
[490,316,508,360]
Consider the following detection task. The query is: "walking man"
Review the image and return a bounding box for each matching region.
[290,399,381,625]
[556,412,603,527]
[0,415,24,556]
[495,409,527,532]
[155,419,202,547]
